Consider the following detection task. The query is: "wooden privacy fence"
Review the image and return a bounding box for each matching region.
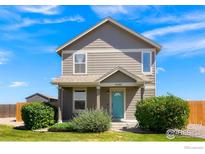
[188,101,205,125]
[0,104,16,117]
[16,102,59,122]
[16,102,28,122]
[13,101,205,124]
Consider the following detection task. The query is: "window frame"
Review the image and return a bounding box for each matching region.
[141,51,152,74]
[73,52,87,74]
[72,88,87,112]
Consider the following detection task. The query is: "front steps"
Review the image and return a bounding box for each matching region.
[111,120,138,132]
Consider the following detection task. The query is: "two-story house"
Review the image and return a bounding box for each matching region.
[52,17,161,122]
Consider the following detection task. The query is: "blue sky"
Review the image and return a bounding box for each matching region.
[0,5,205,103]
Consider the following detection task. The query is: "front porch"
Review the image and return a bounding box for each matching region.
[57,85,145,122]
[52,66,150,121]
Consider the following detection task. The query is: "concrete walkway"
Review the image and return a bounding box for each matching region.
[0,117,24,127]
[186,124,205,139]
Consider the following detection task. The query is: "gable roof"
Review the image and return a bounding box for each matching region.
[56,17,161,55]
[97,66,147,83]
[26,93,57,100]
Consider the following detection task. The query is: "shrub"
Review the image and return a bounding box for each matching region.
[71,109,111,132]
[135,95,190,133]
[21,102,56,130]
[48,122,74,132]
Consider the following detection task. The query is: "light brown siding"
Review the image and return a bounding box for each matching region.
[88,52,137,75]
[65,52,142,75]
[62,87,73,120]
[125,87,155,120]
[63,51,155,85]
[143,88,155,99]
[62,53,73,75]
[87,87,97,109]
[100,87,110,112]
[126,87,141,120]
[101,71,136,83]
[64,22,154,51]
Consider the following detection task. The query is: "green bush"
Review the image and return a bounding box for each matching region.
[48,122,74,132]
[48,109,111,133]
[135,95,190,133]
[71,109,111,133]
[21,102,56,130]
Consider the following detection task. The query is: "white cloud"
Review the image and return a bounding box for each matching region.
[91,6,128,17]
[136,9,205,25]
[42,15,85,24]
[7,18,38,30]
[91,6,205,26]
[9,82,28,87]
[157,67,166,73]
[4,15,85,30]
[0,8,21,21]
[199,67,205,74]
[29,45,57,54]
[161,36,205,57]
[0,7,84,31]
[0,50,12,65]
[17,6,60,15]
[41,46,56,53]
[143,22,205,39]
[91,5,150,18]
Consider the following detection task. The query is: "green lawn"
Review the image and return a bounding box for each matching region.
[0,125,204,141]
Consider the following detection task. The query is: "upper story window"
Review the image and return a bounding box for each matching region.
[73,53,87,74]
[142,51,152,73]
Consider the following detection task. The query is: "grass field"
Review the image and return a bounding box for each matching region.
[0,125,204,141]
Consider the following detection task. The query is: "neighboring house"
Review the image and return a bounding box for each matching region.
[52,17,161,121]
[26,93,58,103]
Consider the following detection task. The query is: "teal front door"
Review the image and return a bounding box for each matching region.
[112,91,124,119]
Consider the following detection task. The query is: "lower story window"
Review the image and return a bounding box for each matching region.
[73,89,86,111]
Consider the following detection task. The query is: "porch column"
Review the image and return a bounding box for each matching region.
[96,86,101,109]
[58,87,63,123]
[140,84,145,100]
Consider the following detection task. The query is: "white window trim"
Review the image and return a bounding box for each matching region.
[72,88,87,112]
[73,52,87,74]
[141,51,152,74]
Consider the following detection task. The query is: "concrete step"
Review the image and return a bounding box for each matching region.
[111,121,138,131]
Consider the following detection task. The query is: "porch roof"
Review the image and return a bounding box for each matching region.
[52,75,101,86]
[52,67,150,86]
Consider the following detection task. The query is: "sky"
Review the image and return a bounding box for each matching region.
[0,5,205,103]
